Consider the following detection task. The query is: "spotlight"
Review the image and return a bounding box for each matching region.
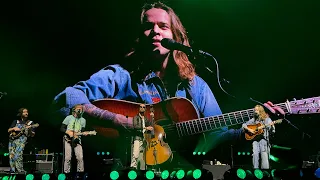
[254,169,264,179]
[128,170,137,180]
[146,170,155,180]
[161,170,170,179]
[110,171,119,180]
[236,169,246,179]
[42,174,50,180]
[57,173,66,180]
[176,170,185,179]
[26,174,35,180]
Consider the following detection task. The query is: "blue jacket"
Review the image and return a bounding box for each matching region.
[54,64,222,117]
[54,64,242,144]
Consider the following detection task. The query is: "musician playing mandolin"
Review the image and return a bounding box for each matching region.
[7,108,36,173]
[242,105,275,169]
[130,104,153,170]
[60,104,88,176]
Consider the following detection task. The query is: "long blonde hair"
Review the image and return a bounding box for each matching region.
[125,1,196,80]
[255,105,269,120]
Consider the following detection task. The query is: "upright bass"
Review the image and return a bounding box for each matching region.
[144,105,172,165]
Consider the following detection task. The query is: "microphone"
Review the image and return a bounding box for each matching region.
[161,38,212,57]
[0,92,7,95]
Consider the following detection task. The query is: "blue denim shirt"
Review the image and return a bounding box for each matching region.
[54,64,242,144]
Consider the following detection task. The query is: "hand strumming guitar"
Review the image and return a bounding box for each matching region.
[12,127,21,131]
[145,126,153,131]
[245,127,255,134]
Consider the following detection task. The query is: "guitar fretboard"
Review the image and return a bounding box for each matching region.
[175,102,290,137]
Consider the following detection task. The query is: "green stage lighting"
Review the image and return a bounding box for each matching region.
[128,170,137,180]
[146,170,154,179]
[161,170,169,179]
[254,169,263,179]
[176,170,185,179]
[42,174,50,180]
[236,169,246,179]
[26,174,34,180]
[57,174,66,180]
[110,171,119,180]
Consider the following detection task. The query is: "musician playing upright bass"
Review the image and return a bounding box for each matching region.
[7,108,36,173]
[130,104,153,170]
[242,105,275,169]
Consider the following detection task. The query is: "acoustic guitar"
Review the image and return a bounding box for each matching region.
[64,130,97,144]
[91,96,320,165]
[245,119,282,140]
[9,123,39,140]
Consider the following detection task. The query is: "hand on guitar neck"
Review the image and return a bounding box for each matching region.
[65,130,97,138]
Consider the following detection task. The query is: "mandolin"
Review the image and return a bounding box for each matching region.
[9,123,39,140]
[245,119,283,140]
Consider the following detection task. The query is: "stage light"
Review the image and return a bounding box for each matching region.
[42,174,50,180]
[2,176,9,180]
[170,171,176,179]
[202,152,206,155]
[146,170,155,179]
[237,152,241,155]
[176,170,185,179]
[57,173,66,180]
[236,169,246,179]
[245,170,254,179]
[110,171,119,180]
[247,152,251,155]
[193,152,196,155]
[107,152,110,155]
[262,170,270,178]
[97,152,100,155]
[128,170,137,180]
[197,152,201,155]
[26,174,34,180]
[193,169,202,179]
[102,152,105,155]
[254,169,263,179]
[242,152,245,155]
[161,170,169,179]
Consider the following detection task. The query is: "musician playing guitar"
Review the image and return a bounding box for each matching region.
[7,108,36,173]
[60,104,88,176]
[242,105,275,169]
[130,104,153,170]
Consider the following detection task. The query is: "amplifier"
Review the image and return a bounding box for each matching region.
[23,154,55,173]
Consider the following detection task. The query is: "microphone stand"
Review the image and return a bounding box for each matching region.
[283,117,311,139]
[261,120,271,169]
[124,116,132,169]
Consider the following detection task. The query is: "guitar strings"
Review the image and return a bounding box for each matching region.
[159,103,288,135]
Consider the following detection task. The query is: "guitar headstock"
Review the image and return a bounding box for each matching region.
[288,97,320,114]
[32,123,39,128]
[274,119,283,124]
[88,130,97,136]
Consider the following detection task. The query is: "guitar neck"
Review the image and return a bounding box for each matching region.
[175,102,292,137]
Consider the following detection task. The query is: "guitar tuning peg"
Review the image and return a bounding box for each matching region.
[293,98,296,101]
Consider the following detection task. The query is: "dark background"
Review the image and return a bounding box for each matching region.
[0,0,319,171]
